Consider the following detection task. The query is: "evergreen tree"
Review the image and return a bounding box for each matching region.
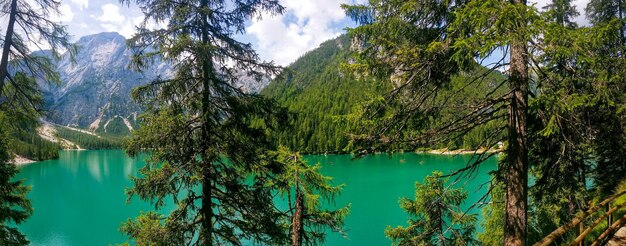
[0,113,32,245]
[385,171,477,246]
[120,0,289,244]
[478,177,505,246]
[543,0,579,28]
[342,0,533,244]
[273,146,350,246]
[528,0,590,223]
[584,0,626,196]
[586,0,626,44]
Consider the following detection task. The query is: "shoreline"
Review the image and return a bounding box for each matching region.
[419,148,503,155]
[9,147,502,165]
[10,155,37,166]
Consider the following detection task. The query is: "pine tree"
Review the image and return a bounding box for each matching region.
[543,0,579,28]
[0,113,32,245]
[528,0,590,223]
[385,171,477,246]
[478,177,505,246]
[586,0,626,44]
[120,0,289,244]
[273,146,349,246]
[584,0,626,196]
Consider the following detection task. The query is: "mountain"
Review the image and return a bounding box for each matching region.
[40,32,270,135]
[261,35,384,153]
[39,32,164,134]
[262,35,507,154]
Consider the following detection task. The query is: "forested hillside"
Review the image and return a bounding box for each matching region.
[54,127,122,149]
[262,36,382,153]
[262,35,506,153]
[12,130,59,161]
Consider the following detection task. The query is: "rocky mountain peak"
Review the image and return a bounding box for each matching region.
[40,32,271,135]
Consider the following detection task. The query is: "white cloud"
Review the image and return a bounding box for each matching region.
[97,4,126,24]
[249,0,595,66]
[71,0,89,10]
[51,3,75,23]
[92,4,144,38]
[247,0,359,66]
[118,16,144,38]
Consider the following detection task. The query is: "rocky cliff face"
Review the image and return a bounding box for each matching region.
[41,32,165,134]
[41,32,270,134]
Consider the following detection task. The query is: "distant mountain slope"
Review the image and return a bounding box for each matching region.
[262,35,507,154]
[40,32,270,135]
[262,35,384,153]
[39,32,167,134]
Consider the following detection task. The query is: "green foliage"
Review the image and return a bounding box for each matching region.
[262,35,507,154]
[95,117,131,136]
[478,177,504,246]
[0,113,33,245]
[0,74,59,160]
[92,116,135,136]
[119,0,289,245]
[119,212,172,246]
[585,0,626,26]
[54,127,122,149]
[262,35,385,154]
[343,0,626,244]
[543,0,579,28]
[386,171,477,246]
[11,131,59,161]
[0,0,74,244]
[272,146,350,245]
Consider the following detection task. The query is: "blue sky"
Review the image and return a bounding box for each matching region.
[20,0,592,66]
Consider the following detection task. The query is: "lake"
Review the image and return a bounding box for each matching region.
[16,150,497,245]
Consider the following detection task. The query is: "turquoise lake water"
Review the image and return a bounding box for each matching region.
[15,150,497,245]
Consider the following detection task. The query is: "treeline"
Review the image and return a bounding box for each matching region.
[55,127,122,149]
[11,130,59,161]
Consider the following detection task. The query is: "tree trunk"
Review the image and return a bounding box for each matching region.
[0,0,18,97]
[199,0,214,245]
[291,188,304,246]
[201,170,213,246]
[505,0,529,245]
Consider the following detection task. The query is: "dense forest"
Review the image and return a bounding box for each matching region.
[54,127,122,149]
[261,35,383,153]
[11,130,59,161]
[262,35,507,154]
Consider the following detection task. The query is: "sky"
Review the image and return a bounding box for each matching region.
[7,0,592,66]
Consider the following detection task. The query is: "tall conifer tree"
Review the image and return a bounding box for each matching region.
[273,146,349,246]
[0,113,32,245]
[120,0,289,244]
[586,0,625,44]
[385,172,477,245]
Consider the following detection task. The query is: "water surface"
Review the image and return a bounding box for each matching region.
[16,150,496,245]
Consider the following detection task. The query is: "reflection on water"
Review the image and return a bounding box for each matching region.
[16,150,153,246]
[16,150,496,246]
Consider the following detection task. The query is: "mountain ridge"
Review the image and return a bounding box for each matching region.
[39,32,271,134]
